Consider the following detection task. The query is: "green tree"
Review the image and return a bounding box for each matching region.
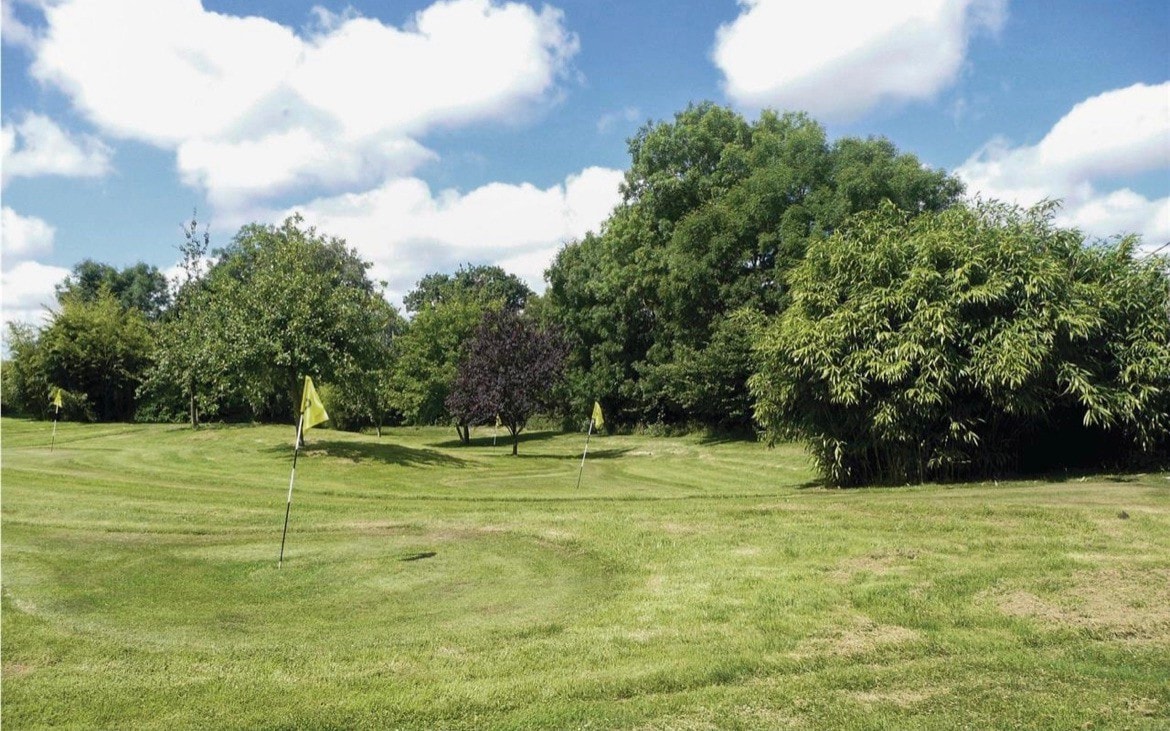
[403,263,532,314]
[204,214,397,425]
[392,294,496,437]
[750,200,1170,486]
[546,103,963,428]
[138,213,227,428]
[3,323,52,418]
[56,259,170,319]
[37,288,154,421]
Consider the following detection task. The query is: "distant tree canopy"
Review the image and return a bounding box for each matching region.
[750,200,1170,486]
[403,264,533,314]
[546,103,964,429]
[56,259,170,319]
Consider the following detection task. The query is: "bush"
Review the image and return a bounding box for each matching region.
[750,200,1170,486]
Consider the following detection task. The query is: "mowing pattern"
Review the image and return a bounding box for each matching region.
[2,419,1168,729]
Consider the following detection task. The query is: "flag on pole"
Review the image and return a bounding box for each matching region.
[49,387,64,452]
[577,400,603,488]
[279,376,329,568]
[300,376,329,430]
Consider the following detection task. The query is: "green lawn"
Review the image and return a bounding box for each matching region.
[2,418,1168,730]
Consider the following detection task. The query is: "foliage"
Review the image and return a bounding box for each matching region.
[392,295,490,428]
[750,200,1170,486]
[392,265,531,432]
[137,213,234,427]
[403,263,533,314]
[2,323,52,418]
[55,259,170,319]
[446,308,569,454]
[546,103,963,428]
[32,288,155,421]
[199,214,398,423]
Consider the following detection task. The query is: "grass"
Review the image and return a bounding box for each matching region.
[2,417,1168,730]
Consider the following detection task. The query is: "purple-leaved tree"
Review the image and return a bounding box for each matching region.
[446,308,568,455]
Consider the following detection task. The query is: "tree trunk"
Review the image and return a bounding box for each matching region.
[511,426,519,456]
[456,423,470,444]
[188,375,199,430]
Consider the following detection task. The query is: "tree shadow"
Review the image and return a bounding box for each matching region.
[428,429,564,449]
[507,447,633,461]
[269,439,467,468]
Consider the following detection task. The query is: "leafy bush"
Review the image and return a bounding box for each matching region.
[750,200,1170,486]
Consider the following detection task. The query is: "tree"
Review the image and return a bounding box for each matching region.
[446,308,568,455]
[392,295,490,435]
[403,263,532,314]
[546,103,964,428]
[56,259,170,319]
[3,322,52,418]
[198,214,397,425]
[392,264,532,438]
[38,288,154,421]
[750,200,1170,486]
[138,213,222,428]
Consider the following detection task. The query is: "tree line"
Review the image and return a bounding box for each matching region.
[4,103,1167,483]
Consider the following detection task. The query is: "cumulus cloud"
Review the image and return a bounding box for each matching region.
[1,208,68,331]
[1,112,112,186]
[713,0,1005,120]
[957,82,1170,246]
[1,206,55,261]
[29,0,579,208]
[288,166,624,305]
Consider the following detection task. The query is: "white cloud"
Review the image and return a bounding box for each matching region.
[30,0,579,208]
[1,112,112,186]
[0,208,67,332]
[713,0,1006,120]
[957,82,1170,246]
[288,165,624,305]
[1,206,55,261]
[2,259,69,323]
[1,0,37,49]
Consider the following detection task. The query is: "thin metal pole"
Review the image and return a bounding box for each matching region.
[50,407,59,452]
[278,414,304,568]
[575,418,594,489]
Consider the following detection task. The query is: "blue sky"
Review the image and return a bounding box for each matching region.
[2,0,1167,331]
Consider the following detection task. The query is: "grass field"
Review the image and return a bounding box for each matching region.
[2,418,1168,730]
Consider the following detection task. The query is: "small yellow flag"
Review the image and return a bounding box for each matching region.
[591,401,604,430]
[495,413,502,428]
[50,387,64,410]
[300,376,329,430]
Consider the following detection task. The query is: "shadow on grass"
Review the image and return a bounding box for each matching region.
[270,439,467,468]
[428,430,563,449]
[505,447,633,461]
[400,551,437,562]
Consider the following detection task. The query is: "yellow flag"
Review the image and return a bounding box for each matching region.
[591,401,604,430]
[300,376,329,430]
[50,387,64,410]
[495,414,502,428]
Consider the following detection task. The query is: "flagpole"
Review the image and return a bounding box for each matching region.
[576,418,594,489]
[50,404,59,452]
[278,413,305,569]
